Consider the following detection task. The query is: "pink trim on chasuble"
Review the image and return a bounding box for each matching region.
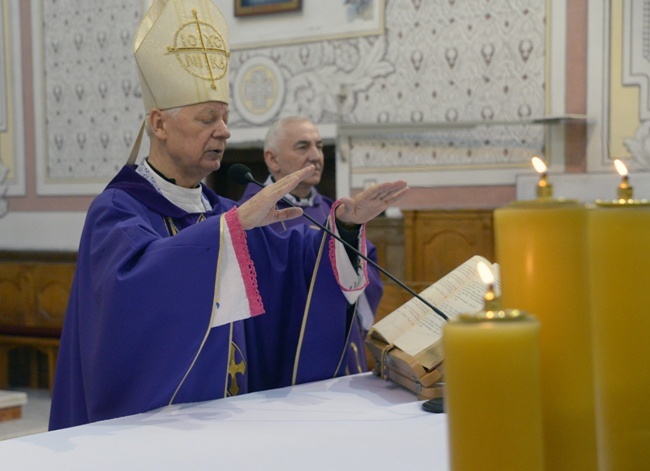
[224,207,264,316]
[328,200,370,292]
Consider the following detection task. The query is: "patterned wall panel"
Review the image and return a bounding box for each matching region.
[0,2,26,209]
[348,0,546,170]
[229,0,547,173]
[622,0,650,169]
[35,0,145,195]
[34,0,547,196]
[0,1,8,215]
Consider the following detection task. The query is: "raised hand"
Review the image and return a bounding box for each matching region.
[335,180,409,226]
[237,166,315,230]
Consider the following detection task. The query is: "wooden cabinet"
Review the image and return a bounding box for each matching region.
[363,209,495,321]
[365,216,405,282]
[0,262,74,336]
[0,253,76,390]
[0,264,29,329]
[403,209,495,284]
[364,210,495,370]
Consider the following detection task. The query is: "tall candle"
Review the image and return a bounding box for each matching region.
[588,200,650,470]
[494,200,598,470]
[444,280,544,471]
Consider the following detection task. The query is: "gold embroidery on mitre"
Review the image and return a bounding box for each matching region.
[166,9,230,90]
[134,0,231,113]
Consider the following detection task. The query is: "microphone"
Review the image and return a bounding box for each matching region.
[228,163,448,321]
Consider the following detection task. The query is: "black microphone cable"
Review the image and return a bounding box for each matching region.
[228,163,448,321]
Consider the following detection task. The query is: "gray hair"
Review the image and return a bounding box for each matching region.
[264,116,314,154]
[144,106,182,137]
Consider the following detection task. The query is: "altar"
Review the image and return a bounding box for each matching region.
[0,373,449,470]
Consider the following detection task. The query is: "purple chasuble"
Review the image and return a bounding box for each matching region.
[49,165,360,430]
[239,180,385,373]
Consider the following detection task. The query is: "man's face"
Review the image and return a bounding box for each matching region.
[266,120,324,196]
[158,101,231,187]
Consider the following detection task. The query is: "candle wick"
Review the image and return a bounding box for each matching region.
[536,173,553,199]
[617,175,633,201]
[483,284,501,312]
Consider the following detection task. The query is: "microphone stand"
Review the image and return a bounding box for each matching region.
[240,174,448,321]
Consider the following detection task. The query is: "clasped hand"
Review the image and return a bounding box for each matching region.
[237,165,409,230]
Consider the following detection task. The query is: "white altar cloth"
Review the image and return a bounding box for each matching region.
[0,373,449,470]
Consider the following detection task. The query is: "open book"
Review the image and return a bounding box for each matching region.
[365,255,499,398]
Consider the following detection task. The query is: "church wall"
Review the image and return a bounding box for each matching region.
[0,0,640,251]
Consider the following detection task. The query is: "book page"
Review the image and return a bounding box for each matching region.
[369,255,496,346]
[401,276,499,368]
[393,262,489,357]
[368,297,434,344]
[368,264,465,344]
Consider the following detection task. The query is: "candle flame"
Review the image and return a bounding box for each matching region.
[614,159,628,177]
[478,261,500,311]
[531,156,547,174]
[533,156,553,198]
[615,159,633,200]
[477,261,494,285]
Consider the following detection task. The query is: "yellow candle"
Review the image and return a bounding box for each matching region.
[444,310,544,471]
[494,201,598,470]
[588,202,650,470]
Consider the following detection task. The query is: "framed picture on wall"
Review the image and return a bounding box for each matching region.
[234,0,302,17]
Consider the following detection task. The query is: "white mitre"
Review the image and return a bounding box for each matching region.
[135,0,230,111]
[128,0,230,163]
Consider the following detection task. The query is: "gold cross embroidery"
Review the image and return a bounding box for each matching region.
[166,10,230,90]
[227,342,246,396]
[164,214,206,236]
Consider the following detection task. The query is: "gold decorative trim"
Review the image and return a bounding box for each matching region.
[291,230,327,385]
[168,213,227,405]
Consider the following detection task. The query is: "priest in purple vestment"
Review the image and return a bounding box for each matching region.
[238,116,384,374]
[48,0,408,431]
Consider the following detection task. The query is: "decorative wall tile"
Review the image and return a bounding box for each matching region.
[39,1,144,190]
[0,1,8,215]
[1,1,26,203]
[229,0,547,171]
[0,4,7,134]
[623,0,650,169]
[36,0,547,194]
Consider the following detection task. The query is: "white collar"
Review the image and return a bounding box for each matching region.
[140,160,210,213]
[265,175,316,207]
